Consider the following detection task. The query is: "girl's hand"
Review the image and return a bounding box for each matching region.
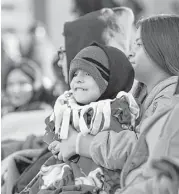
[58,125,78,161]
[48,140,61,158]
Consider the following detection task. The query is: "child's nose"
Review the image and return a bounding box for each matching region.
[75,71,84,83]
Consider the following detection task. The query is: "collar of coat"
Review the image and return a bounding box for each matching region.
[143,76,179,113]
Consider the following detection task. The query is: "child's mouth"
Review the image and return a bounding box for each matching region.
[75,88,87,91]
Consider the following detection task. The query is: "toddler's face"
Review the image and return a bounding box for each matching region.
[70,69,101,104]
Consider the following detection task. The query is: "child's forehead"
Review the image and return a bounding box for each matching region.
[74,69,87,73]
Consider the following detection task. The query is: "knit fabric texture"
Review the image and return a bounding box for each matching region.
[69,44,109,94]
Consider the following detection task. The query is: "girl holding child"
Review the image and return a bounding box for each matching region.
[54,14,179,194]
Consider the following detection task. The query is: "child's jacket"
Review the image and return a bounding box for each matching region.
[47,90,139,140]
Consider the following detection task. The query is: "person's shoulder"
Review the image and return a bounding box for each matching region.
[164,99,179,128]
[142,94,179,124]
[152,92,178,114]
[154,77,178,103]
[147,82,178,117]
[144,97,172,120]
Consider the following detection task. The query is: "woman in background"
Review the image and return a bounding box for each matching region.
[2,58,52,116]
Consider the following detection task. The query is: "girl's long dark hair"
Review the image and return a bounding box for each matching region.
[137,15,179,76]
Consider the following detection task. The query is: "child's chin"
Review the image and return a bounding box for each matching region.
[76,99,87,104]
[76,97,89,105]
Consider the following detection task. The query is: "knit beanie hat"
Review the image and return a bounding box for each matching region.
[69,43,110,95]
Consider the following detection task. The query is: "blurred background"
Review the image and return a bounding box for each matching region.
[2,0,179,49]
[1,0,179,122]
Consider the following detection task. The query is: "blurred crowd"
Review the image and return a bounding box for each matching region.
[2,0,179,118]
[1,21,69,117]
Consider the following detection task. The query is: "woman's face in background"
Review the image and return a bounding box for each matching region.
[6,69,34,107]
[129,27,153,83]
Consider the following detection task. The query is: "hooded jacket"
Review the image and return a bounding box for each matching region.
[88,42,134,100]
[64,7,134,74]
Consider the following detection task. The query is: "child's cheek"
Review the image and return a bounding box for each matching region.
[69,80,73,89]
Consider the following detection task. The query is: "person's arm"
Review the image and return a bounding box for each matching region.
[78,96,174,172]
[56,124,94,161]
[115,100,179,194]
[58,125,137,170]
[78,93,140,169]
[78,129,137,170]
[62,97,170,169]
[114,131,179,194]
[76,133,94,158]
